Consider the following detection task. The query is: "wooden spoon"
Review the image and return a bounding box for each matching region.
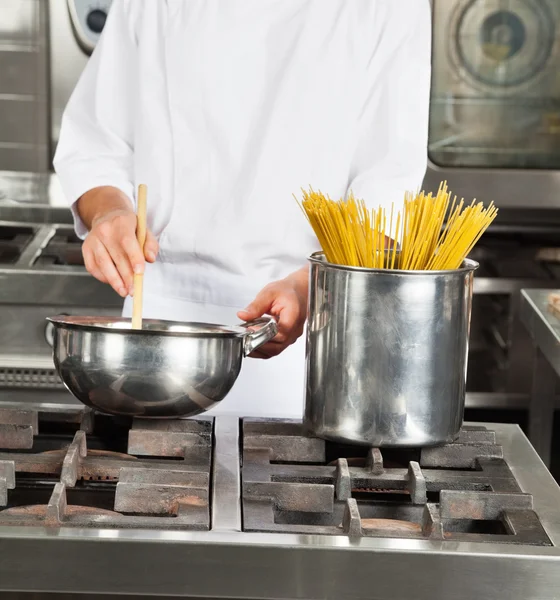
[131,184,147,330]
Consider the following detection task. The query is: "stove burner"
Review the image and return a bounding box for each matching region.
[41,448,137,481]
[0,408,212,530]
[1,504,119,518]
[43,448,137,461]
[329,458,403,469]
[33,229,84,267]
[0,224,35,265]
[360,518,422,534]
[0,408,38,449]
[0,409,554,542]
[241,419,552,545]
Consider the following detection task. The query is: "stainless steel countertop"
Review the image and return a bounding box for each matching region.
[0,415,558,599]
[520,289,560,377]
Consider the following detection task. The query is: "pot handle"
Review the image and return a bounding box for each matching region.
[240,316,278,356]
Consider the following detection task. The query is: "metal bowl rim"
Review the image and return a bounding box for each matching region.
[46,316,249,338]
[308,252,479,275]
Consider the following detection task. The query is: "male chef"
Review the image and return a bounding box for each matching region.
[54,0,432,418]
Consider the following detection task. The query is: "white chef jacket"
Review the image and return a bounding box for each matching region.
[53,0,432,419]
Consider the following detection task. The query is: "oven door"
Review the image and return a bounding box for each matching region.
[423,0,560,209]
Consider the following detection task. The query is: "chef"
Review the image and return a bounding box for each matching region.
[54,0,432,419]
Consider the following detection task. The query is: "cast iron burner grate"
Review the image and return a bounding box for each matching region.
[241,419,552,545]
[33,228,84,267]
[0,225,35,265]
[0,407,212,530]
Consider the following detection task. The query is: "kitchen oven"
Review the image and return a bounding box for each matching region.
[423,0,560,417]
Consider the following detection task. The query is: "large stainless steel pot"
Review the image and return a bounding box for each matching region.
[47,315,277,418]
[304,253,478,447]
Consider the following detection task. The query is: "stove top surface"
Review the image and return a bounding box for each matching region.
[0,403,557,549]
[0,407,212,530]
[241,419,551,545]
[0,402,559,599]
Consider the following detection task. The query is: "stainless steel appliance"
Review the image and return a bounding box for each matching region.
[424,0,560,205]
[425,0,560,418]
[48,0,113,158]
[0,0,49,172]
[0,405,559,599]
[304,254,477,447]
[520,289,560,466]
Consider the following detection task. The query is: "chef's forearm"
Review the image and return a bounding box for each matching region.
[77,186,134,230]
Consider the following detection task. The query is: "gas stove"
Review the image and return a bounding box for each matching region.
[0,406,550,544]
[242,420,550,544]
[0,220,85,268]
[0,210,120,392]
[0,402,559,599]
[0,408,212,530]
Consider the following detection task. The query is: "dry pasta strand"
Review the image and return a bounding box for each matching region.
[298,183,497,271]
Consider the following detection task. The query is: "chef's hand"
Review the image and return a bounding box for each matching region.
[237,267,309,359]
[78,187,159,298]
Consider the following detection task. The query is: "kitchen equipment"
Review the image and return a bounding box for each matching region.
[241,418,549,543]
[47,315,278,418]
[520,289,560,466]
[0,202,120,394]
[424,0,560,205]
[132,184,147,330]
[49,0,113,160]
[0,403,559,599]
[0,1,49,172]
[304,252,478,447]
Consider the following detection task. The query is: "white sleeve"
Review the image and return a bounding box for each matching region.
[348,0,432,235]
[53,0,137,238]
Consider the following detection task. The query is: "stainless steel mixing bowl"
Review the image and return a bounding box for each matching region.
[47,315,277,418]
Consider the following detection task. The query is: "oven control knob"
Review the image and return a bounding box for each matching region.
[86,9,108,34]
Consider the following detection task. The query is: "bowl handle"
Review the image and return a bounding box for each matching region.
[240,316,278,356]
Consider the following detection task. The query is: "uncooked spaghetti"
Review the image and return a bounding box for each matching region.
[298,182,498,271]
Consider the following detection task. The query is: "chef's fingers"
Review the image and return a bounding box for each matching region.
[91,242,128,297]
[83,246,109,284]
[249,327,301,359]
[249,349,269,360]
[273,302,304,344]
[238,288,275,321]
[118,231,158,291]
[249,342,285,359]
[144,230,159,263]
[249,344,281,359]
[121,235,145,276]
[104,239,136,294]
